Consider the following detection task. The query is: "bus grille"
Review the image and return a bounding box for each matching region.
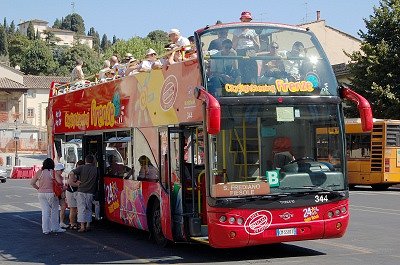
[386,124,400,146]
[371,124,383,172]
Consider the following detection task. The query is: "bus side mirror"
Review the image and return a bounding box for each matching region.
[339,85,373,132]
[194,87,221,135]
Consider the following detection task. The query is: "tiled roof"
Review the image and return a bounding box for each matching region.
[17,19,49,26]
[0,78,26,89]
[24,75,70,89]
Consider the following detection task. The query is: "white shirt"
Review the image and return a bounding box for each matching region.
[233,28,258,50]
[176,36,191,50]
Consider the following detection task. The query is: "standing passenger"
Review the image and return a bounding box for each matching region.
[55,163,69,229]
[70,59,84,83]
[69,155,98,232]
[66,159,84,230]
[30,158,66,234]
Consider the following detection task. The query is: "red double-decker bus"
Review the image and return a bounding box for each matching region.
[48,21,372,248]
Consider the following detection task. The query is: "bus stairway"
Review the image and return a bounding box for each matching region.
[190,225,209,244]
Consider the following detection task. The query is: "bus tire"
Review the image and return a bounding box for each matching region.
[149,200,168,247]
[371,184,390,191]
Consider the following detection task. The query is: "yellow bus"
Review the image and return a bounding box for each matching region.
[345,119,400,190]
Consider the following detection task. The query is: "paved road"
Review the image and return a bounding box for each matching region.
[0,180,399,265]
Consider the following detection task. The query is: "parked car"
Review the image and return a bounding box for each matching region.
[0,167,8,183]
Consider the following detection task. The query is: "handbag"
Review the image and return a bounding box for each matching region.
[53,171,63,198]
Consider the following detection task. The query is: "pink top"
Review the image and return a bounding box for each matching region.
[37,169,54,193]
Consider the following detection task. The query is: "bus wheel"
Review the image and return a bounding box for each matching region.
[150,201,168,247]
[371,184,390,191]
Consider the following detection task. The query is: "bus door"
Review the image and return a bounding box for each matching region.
[83,134,104,217]
[181,126,205,237]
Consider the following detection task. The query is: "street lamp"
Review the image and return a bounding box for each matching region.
[14,119,20,166]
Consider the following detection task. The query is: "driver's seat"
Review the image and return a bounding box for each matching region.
[272,137,294,169]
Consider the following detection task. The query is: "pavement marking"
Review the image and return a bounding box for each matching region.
[352,205,400,212]
[25,202,41,209]
[351,207,400,216]
[0,205,24,212]
[5,195,21,198]
[315,240,373,254]
[13,214,158,264]
[351,190,400,196]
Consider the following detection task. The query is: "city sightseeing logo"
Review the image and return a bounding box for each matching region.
[244,210,273,235]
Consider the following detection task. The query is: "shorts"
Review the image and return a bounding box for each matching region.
[66,190,77,208]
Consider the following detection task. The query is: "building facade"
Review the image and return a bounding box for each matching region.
[0,63,68,159]
[18,19,93,48]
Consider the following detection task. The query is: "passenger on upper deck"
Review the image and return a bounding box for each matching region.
[71,59,85,83]
[284,41,306,81]
[98,60,111,82]
[259,42,286,84]
[209,39,240,96]
[232,11,260,83]
[110,55,120,76]
[208,21,228,52]
[168,28,191,51]
[139,48,163,72]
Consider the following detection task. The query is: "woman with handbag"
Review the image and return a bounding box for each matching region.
[30,158,66,234]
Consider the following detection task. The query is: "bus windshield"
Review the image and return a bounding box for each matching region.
[209,103,344,198]
[199,24,338,97]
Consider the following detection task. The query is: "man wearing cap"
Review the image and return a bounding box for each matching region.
[139,48,162,72]
[232,11,260,83]
[168,29,191,51]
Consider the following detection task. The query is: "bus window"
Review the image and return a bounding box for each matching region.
[104,131,132,179]
[346,133,371,158]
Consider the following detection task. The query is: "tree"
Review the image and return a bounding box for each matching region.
[21,40,57,75]
[3,17,7,31]
[0,25,8,56]
[348,0,400,118]
[61,13,85,35]
[8,20,15,35]
[8,34,30,67]
[53,18,62,29]
[87,27,100,53]
[43,29,61,45]
[100,34,111,51]
[112,35,117,45]
[27,21,35,40]
[147,30,169,44]
[55,44,101,77]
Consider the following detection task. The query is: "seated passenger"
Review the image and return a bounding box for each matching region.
[209,39,239,96]
[285,41,306,81]
[208,28,228,52]
[125,57,140,76]
[139,49,162,72]
[107,155,131,177]
[98,60,111,82]
[137,155,158,181]
[259,42,287,84]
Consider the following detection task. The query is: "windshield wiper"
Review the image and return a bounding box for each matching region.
[280,185,346,197]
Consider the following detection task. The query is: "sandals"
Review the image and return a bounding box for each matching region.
[69,224,79,230]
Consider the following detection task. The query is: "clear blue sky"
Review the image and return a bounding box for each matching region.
[2,0,381,40]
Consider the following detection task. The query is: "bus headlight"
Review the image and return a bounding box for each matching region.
[228,217,236,224]
[328,211,334,218]
[237,217,244,225]
[341,206,347,214]
[219,215,227,223]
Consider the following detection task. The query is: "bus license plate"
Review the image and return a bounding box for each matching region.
[276,228,297,236]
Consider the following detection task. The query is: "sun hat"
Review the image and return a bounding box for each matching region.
[168,28,180,35]
[240,11,252,20]
[125,52,133,58]
[146,48,157,55]
[55,163,65,171]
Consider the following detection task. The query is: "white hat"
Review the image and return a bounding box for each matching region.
[55,163,65,171]
[168,28,180,35]
[125,52,133,58]
[146,48,157,55]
